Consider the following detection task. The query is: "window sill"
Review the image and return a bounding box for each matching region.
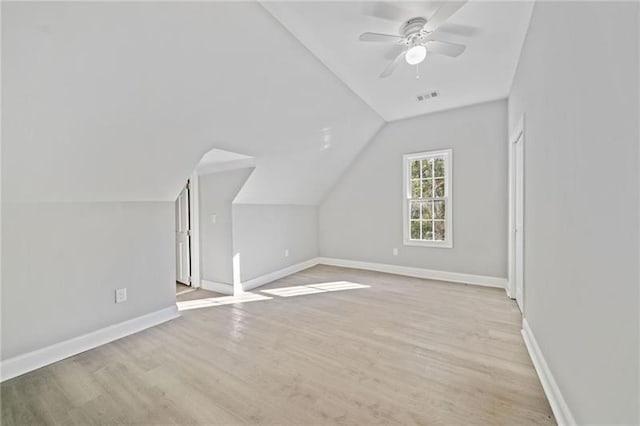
[403,240,453,249]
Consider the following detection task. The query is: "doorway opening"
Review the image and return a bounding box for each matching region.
[176,180,192,294]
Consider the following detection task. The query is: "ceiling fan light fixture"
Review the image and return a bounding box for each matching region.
[405,45,426,65]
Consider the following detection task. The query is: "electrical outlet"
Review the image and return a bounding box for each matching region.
[392,248,399,256]
[284,249,289,257]
[211,214,217,224]
[115,288,127,304]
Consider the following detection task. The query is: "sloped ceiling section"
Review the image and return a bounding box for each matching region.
[234,118,382,204]
[2,2,383,204]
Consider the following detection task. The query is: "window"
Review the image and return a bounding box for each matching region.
[403,149,452,248]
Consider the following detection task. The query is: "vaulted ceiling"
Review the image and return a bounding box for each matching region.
[2,1,532,205]
[263,1,534,121]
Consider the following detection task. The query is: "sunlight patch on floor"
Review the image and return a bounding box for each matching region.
[177,292,272,311]
[177,281,370,311]
[261,281,369,298]
[176,288,197,296]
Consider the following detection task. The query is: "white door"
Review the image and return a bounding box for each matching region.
[175,182,191,285]
[513,132,524,312]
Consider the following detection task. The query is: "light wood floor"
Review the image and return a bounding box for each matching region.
[175,282,191,295]
[1,265,555,425]
[177,287,225,301]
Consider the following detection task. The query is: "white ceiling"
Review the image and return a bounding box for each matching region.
[199,149,253,167]
[262,1,534,121]
[3,2,382,204]
[196,148,256,176]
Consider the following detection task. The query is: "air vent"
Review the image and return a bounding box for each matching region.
[416,91,439,102]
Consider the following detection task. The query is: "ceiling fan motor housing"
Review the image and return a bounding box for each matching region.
[400,17,428,39]
[400,17,430,47]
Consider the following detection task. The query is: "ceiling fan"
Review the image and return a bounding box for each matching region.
[359,1,470,78]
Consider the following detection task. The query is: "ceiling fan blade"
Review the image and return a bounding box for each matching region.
[425,1,468,32]
[427,40,466,57]
[380,51,406,78]
[359,32,403,43]
[434,22,477,37]
[363,2,410,22]
[384,44,406,60]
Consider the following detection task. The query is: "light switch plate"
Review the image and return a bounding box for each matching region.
[115,288,127,304]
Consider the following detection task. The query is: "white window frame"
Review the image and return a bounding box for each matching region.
[402,149,453,248]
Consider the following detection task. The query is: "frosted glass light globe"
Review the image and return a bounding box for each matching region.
[405,45,427,65]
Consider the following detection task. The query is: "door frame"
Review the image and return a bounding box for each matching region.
[508,113,525,312]
[175,181,191,285]
[188,171,201,288]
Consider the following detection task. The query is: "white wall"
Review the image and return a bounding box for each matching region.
[198,168,253,285]
[1,202,175,360]
[200,171,320,286]
[508,2,639,423]
[233,119,383,205]
[232,205,318,282]
[319,100,508,279]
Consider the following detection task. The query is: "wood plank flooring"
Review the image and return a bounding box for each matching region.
[177,287,225,301]
[1,265,555,425]
[175,282,191,295]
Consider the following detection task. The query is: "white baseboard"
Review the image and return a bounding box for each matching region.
[0,305,180,382]
[505,286,514,299]
[317,257,507,289]
[521,319,576,425]
[242,258,321,291]
[239,257,507,291]
[201,280,233,295]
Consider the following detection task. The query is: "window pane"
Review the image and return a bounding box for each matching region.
[434,200,445,219]
[411,160,420,179]
[410,202,420,219]
[405,151,451,245]
[410,221,421,239]
[434,220,445,241]
[421,179,433,198]
[421,201,433,219]
[412,179,421,198]
[434,158,445,177]
[421,159,433,178]
[434,178,445,197]
[421,221,433,241]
